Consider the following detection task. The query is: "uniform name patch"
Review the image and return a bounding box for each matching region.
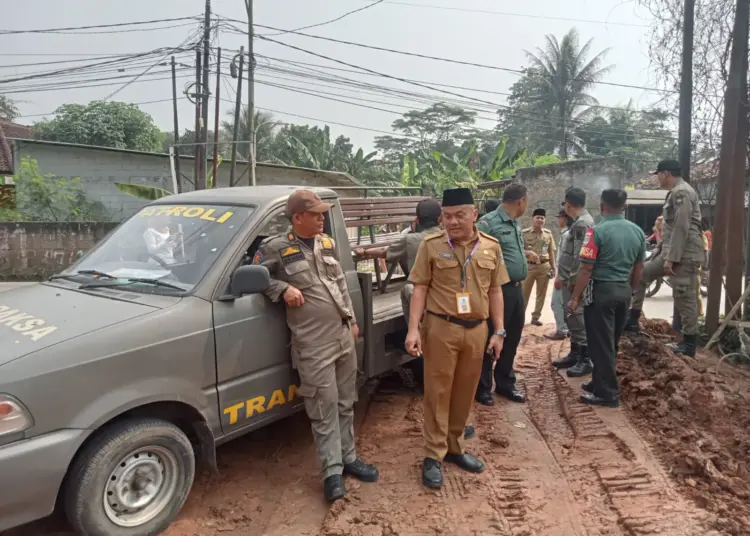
[439,252,454,259]
[579,228,598,260]
[280,246,305,264]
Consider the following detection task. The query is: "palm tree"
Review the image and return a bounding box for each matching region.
[220,108,277,162]
[525,28,612,158]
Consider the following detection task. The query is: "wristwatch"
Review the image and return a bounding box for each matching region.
[494,329,506,337]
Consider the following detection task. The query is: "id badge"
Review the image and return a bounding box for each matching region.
[456,293,472,315]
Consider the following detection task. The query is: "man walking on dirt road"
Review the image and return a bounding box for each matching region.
[569,189,645,407]
[522,208,556,327]
[406,187,507,489]
[254,189,379,503]
[475,183,531,405]
[552,188,595,378]
[626,159,704,358]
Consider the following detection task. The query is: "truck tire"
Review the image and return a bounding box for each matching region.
[64,418,195,536]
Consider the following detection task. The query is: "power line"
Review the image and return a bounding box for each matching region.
[0,16,200,35]
[14,98,178,119]
[258,1,384,36]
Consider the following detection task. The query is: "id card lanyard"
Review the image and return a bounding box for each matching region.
[447,237,480,315]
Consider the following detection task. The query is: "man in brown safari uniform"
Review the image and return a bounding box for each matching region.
[254,189,378,503]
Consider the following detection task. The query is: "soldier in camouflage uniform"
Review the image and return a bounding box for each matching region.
[626,160,705,357]
[552,187,595,377]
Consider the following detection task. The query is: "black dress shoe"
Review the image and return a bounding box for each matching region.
[444,452,485,473]
[581,380,594,393]
[475,392,494,406]
[324,475,347,503]
[531,319,543,326]
[422,458,443,489]
[464,425,476,439]
[580,392,619,408]
[343,459,379,482]
[495,387,526,403]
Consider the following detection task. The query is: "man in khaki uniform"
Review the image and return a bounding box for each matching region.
[522,208,556,326]
[406,188,508,489]
[627,159,705,357]
[253,189,378,503]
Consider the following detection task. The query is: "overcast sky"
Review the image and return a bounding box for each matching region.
[4,0,665,151]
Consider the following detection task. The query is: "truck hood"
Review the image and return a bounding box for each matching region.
[0,283,169,366]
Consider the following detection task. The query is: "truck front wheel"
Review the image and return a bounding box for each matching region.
[64,418,195,536]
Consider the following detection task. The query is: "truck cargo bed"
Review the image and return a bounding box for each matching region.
[372,280,406,325]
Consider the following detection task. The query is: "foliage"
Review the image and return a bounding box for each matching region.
[220,108,277,162]
[33,101,164,152]
[0,95,19,121]
[0,157,110,222]
[163,129,216,157]
[115,183,172,201]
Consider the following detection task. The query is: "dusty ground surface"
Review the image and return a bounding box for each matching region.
[6,324,750,536]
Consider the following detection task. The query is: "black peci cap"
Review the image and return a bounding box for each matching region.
[532,208,546,217]
[442,187,474,207]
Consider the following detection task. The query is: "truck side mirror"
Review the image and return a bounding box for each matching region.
[230,265,270,296]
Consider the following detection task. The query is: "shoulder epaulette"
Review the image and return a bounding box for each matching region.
[542,228,553,234]
[522,227,532,233]
[424,231,445,241]
[478,230,499,243]
[260,234,283,246]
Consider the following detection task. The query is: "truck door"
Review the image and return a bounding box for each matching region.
[212,208,301,436]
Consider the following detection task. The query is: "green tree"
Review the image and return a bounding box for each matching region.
[33,101,163,152]
[220,108,278,163]
[0,95,19,121]
[162,129,216,157]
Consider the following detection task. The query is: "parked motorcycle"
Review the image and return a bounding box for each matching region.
[644,243,709,298]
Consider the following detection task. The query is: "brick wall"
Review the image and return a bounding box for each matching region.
[0,222,118,280]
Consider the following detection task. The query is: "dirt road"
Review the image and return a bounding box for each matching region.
[6,324,749,535]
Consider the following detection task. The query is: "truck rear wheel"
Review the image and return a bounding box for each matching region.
[64,418,195,536]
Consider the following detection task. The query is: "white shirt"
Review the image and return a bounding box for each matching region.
[143,228,176,265]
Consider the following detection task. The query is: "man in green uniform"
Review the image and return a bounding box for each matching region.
[254,189,378,502]
[475,183,532,405]
[552,188,595,377]
[406,188,508,489]
[522,208,556,326]
[569,189,645,407]
[626,159,704,357]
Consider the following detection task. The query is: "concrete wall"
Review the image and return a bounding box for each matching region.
[0,222,118,280]
[515,157,628,240]
[12,140,360,221]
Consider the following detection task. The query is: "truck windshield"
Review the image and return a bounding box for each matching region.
[63,204,253,294]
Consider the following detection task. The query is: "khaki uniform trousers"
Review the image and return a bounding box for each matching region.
[523,262,551,321]
[422,313,488,460]
[292,326,358,479]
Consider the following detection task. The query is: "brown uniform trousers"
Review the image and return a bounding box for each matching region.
[255,232,358,479]
[409,229,510,460]
[522,227,555,322]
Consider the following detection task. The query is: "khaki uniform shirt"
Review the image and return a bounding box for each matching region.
[408,229,510,321]
[522,227,555,265]
[254,232,354,349]
[661,178,705,263]
[386,225,441,275]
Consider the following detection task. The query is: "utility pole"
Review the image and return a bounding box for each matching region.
[193,48,202,188]
[229,46,245,187]
[212,47,222,188]
[706,0,750,333]
[198,0,212,191]
[246,0,256,186]
[678,0,695,182]
[170,56,183,193]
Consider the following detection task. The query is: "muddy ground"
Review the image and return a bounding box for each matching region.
[6,324,750,536]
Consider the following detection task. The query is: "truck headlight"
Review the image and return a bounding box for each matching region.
[0,395,33,436]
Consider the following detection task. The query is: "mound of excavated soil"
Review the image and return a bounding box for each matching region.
[618,321,750,535]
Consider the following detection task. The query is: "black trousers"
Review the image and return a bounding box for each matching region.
[584,280,631,400]
[477,282,525,396]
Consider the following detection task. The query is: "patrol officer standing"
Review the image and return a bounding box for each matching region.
[626,160,704,357]
[545,204,573,340]
[254,189,378,503]
[569,189,646,407]
[522,208,556,326]
[475,183,531,405]
[406,188,508,489]
[552,187,595,377]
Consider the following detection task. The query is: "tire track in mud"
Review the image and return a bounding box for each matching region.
[521,332,708,536]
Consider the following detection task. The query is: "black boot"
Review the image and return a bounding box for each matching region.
[567,345,593,377]
[324,475,346,503]
[552,342,579,369]
[668,334,697,358]
[624,309,641,333]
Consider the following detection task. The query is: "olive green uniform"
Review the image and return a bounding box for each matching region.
[558,210,595,348]
[580,216,645,399]
[631,179,704,335]
[391,225,442,321]
[255,232,358,479]
[522,227,555,322]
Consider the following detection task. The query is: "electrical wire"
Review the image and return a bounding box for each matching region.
[0,16,200,35]
[257,1,384,36]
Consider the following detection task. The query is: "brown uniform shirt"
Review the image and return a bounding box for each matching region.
[254,232,354,349]
[408,229,510,321]
[661,178,704,263]
[522,227,555,264]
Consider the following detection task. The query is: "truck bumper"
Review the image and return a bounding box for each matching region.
[0,429,90,532]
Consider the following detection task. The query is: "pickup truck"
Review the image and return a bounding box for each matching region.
[0,186,409,536]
